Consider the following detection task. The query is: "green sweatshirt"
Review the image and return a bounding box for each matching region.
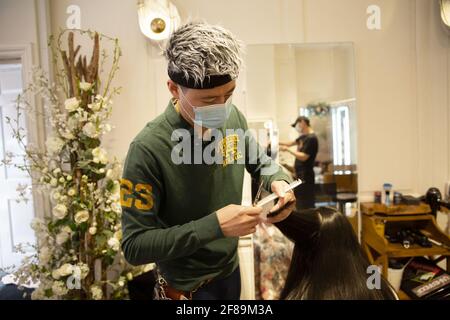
[120,100,291,291]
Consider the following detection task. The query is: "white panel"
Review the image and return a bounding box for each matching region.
[0,198,13,267]
[8,199,35,251]
[238,236,255,300]
[0,64,22,94]
[0,61,35,269]
[0,70,28,180]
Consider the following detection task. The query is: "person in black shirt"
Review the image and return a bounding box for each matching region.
[280,116,318,209]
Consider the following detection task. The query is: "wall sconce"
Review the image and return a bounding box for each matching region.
[440,0,450,28]
[137,0,180,41]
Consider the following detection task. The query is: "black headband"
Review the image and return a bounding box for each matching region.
[168,70,233,89]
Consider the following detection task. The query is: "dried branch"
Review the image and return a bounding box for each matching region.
[60,50,73,97]
[68,32,80,99]
[87,33,100,84]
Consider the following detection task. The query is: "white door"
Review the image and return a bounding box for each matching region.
[0,60,35,270]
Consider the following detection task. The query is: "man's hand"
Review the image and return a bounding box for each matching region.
[267,181,296,224]
[279,145,289,152]
[216,205,263,237]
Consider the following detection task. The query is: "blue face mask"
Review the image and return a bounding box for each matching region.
[179,89,233,129]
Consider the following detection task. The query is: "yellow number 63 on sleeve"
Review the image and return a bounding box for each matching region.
[120,179,154,211]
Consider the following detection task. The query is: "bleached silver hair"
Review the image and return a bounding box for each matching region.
[164,22,244,87]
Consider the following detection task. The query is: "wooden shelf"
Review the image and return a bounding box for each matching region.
[384,242,449,257]
[361,202,431,216]
[398,290,411,300]
[360,202,450,299]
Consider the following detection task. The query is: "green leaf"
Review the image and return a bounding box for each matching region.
[45,288,53,298]
[95,234,107,247]
[106,179,115,191]
[81,135,101,149]
[78,222,88,233]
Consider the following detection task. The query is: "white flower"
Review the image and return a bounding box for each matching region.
[114,230,122,241]
[53,168,61,175]
[45,136,64,154]
[111,202,121,214]
[79,81,92,91]
[77,263,89,280]
[59,177,65,183]
[67,188,77,196]
[60,130,75,140]
[52,281,68,296]
[30,218,45,232]
[64,98,80,112]
[107,237,120,251]
[103,124,112,133]
[74,210,89,224]
[111,181,121,198]
[51,270,61,280]
[52,204,68,220]
[59,263,74,276]
[56,230,70,245]
[88,102,102,112]
[31,287,45,300]
[62,226,72,234]
[126,272,133,281]
[82,122,99,138]
[67,117,79,131]
[106,165,122,181]
[51,191,61,201]
[90,285,103,300]
[64,97,80,112]
[52,263,74,280]
[50,178,58,187]
[78,110,88,122]
[67,175,73,181]
[88,227,97,235]
[92,147,108,164]
[39,246,51,265]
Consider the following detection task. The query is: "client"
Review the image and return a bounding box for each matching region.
[275,207,397,300]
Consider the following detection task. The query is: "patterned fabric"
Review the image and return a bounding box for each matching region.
[253,223,294,300]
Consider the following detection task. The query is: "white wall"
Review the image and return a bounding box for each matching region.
[45,0,450,199]
[245,45,277,122]
[0,0,52,220]
[274,45,300,143]
[0,0,39,46]
[301,0,449,198]
[295,45,355,106]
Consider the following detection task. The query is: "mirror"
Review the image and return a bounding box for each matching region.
[243,43,358,212]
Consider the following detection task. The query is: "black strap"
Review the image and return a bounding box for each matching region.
[168,70,232,89]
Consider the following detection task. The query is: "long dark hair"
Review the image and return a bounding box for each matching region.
[276,207,396,300]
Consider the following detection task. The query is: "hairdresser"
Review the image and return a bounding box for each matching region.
[280,116,318,209]
[120,22,295,300]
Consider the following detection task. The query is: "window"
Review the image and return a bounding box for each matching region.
[331,105,352,167]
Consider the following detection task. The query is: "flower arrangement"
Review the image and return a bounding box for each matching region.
[2,29,145,299]
[305,102,331,117]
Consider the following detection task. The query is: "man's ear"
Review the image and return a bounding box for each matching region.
[167,80,180,99]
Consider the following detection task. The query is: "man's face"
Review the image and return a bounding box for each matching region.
[183,80,236,106]
[298,120,308,133]
[168,80,236,126]
[295,120,308,133]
